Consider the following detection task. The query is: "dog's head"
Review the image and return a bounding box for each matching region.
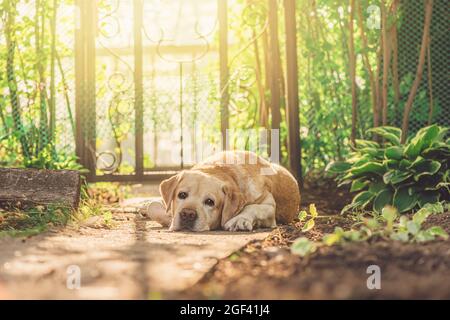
[159,170,244,231]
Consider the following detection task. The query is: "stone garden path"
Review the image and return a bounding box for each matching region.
[0,184,268,299]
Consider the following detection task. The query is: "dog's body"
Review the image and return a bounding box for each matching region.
[147,151,300,232]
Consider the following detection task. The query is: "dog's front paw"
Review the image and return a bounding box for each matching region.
[224,215,254,231]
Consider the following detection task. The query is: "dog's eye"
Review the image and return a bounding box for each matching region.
[178,192,188,199]
[204,198,215,207]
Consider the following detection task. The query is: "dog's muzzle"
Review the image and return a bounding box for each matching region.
[179,208,197,229]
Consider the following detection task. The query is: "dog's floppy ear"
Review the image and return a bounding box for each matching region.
[221,183,245,227]
[160,172,183,213]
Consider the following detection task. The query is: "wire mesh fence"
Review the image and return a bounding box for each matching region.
[0,0,448,180]
[395,0,449,132]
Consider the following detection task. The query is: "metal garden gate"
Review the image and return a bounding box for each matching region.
[74,0,301,183]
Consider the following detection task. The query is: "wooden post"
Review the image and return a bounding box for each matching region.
[218,0,229,150]
[268,0,281,155]
[134,0,144,177]
[284,0,302,184]
[86,0,97,180]
[75,0,86,171]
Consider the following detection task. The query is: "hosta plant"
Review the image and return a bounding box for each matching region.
[326,125,449,213]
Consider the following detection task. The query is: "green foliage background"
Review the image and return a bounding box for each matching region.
[0,0,446,176]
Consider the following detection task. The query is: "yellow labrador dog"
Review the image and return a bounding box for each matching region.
[146,151,300,232]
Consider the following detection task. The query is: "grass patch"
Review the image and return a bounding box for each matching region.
[0,184,120,238]
[0,200,115,238]
[0,205,72,238]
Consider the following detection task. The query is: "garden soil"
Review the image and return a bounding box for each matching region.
[1,182,449,299]
[183,181,450,299]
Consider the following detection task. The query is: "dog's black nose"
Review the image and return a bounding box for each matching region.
[179,208,197,226]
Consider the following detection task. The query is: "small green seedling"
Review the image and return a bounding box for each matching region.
[290,237,317,257]
[291,202,448,257]
[390,203,448,243]
[298,204,319,232]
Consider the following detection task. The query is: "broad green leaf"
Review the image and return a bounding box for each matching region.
[309,204,318,218]
[399,159,413,170]
[385,146,403,160]
[415,230,435,242]
[302,219,315,232]
[350,178,368,192]
[390,231,409,242]
[382,206,398,223]
[352,155,373,168]
[434,182,450,193]
[325,161,351,174]
[343,230,362,241]
[334,227,345,236]
[404,141,422,159]
[368,181,387,194]
[404,125,440,158]
[391,172,413,184]
[351,191,375,209]
[355,139,380,149]
[437,127,449,141]
[350,162,385,176]
[291,237,316,257]
[416,124,441,149]
[340,202,360,214]
[323,233,341,246]
[385,159,399,170]
[393,187,418,213]
[365,218,379,230]
[337,179,353,187]
[421,202,444,214]
[408,156,425,169]
[398,216,409,228]
[380,126,403,137]
[298,210,307,222]
[383,170,412,185]
[412,208,431,225]
[426,226,449,240]
[373,188,394,213]
[422,145,450,158]
[406,221,420,235]
[360,148,384,159]
[413,160,441,181]
[417,192,440,207]
[367,126,401,145]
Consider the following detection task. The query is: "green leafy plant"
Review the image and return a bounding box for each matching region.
[291,203,448,257]
[298,204,319,232]
[326,125,450,214]
[291,236,318,256]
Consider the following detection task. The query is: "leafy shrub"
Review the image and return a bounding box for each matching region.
[326,125,449,213]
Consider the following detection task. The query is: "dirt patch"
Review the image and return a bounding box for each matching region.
[184,183,450,299]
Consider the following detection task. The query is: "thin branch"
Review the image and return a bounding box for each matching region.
[348,0,358,146]
[401,0,434,143]
[357,0,378,128]
[381,0,392,126]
